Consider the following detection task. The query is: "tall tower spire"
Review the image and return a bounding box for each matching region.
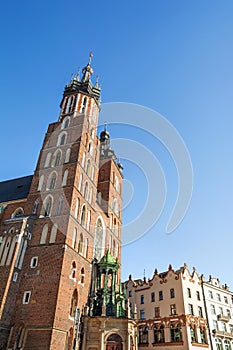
[81,52,94,83]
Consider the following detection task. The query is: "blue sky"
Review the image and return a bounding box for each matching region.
[1,1,233,286]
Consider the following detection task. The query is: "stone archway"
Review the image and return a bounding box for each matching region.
[106,333,123,350]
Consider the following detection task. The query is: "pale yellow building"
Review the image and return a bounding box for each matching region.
[124,263,211,350]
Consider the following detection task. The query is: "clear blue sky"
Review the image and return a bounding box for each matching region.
[1,1,233,287]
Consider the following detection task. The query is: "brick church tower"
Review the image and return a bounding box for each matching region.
[0,55,129,349]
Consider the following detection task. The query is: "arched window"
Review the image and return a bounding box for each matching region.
[44,153,51,168]
[83,181,88,200]
[32,198,39,214]
[190,326,197,342]
[62,116,70,129]
[224,340,231,350]
[154,325,165,343]
[86,211,91,231]
[106,334,123,350]
[170,323,182,342]
[38,175,44,191]
[112,198,119,215]
[47,172,57,190]
[139,326,149,344]
[97,192,102,204]
[78,173,83,192]
[70,289,78,317]
[80,205,86,227]
[62,169,69,186]
[113,218,118,236]
[72,228,77,249]
[57,132,67,146]
[88,142,93,156]
[85,238,88,258]
[40,224,48,244]
[52,150,62,167]
[71,261,76,279]
[80,267,85,284]
[14,325,26,349]
[74,198,79,219]
[12,207,24,218]
[57,196,63,215]
[89,187,93,204]
[41,196,53,217]
[81,152,86,168]
[86,159,91,177]
[216,338,223,350]
[114,175,119,192]
[50,224,57,243]
[81,96,87,114]
[78,233,84,254]
[65,148,71,163]
[94,218,104,261]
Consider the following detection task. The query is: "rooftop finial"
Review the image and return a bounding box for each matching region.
[95,75,99,88]
[104,121,107,131]
[77,67,81,81]
[89,52,93,64]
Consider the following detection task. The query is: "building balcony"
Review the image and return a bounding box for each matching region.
[217,314,230,322]
[213,329,233,339]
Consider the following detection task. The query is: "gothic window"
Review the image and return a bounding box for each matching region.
[113,218,118,236]
[15,325,26,349]
[70,289,78,318]
[47,172,57,190]
[62,169,68,186]
[114,175,119,192]
[93,218,105,261]
[32,198,39,214]
[86,159,91,177]
[38,174,44,191]
[81,152,86,168]
[71,261,76,279]
[52,150,62,167]
[57,132,67,146]
[85,238,88,258]
[81,97,87,114]
[86,211,91,231]
[80,206,86,227]
[56,196,63,216]
[12,207,24,218]
[78,233,84,254]
[44,152,51,168]
[50,224,57,243]
[40,224,48,244]
[112,198,119,215]
[97,192,102,204]
[170,323,182,342]
[62,116,70,129]
[89,187,93,204]
[78,173,83,192]
[83,181,89,200]
[80,267,85,284]
[41,196,53,217]
[154,325,165,343]
[65,148,71,163]
[88,141,93,156]
[72,228,77,249]
[139,326,148,343]
[74,198,79,219]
